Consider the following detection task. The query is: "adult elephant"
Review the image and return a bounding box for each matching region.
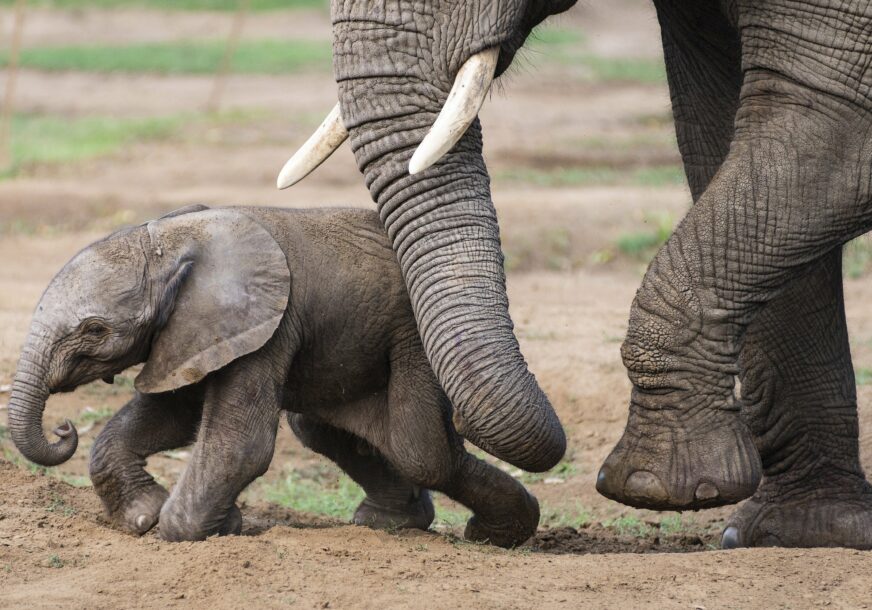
[281,0,872,548]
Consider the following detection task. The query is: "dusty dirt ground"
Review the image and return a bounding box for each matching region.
[1,1,872,608]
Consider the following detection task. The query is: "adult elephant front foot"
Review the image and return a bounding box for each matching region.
[722,472,872,549]
[597,408,761,510]
[353,490,435,532]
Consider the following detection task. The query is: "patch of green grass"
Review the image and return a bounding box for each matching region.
[262,467,473,530]
[517,460,577,485]
[3,114,180,177]
[539,501,594,529]
[2,445,50,477]
[431,495,471,529]
[60,474,92,488]
[614,211,675,260]
[583,56,666,84]
[527,25,665,84]
[855,367,872,386]
[656,514,692,536]
[844,235,872,279]
[47,555,65,569]
[603,515,651,538]
[2,39,332,75]
[76,406,116,426]
[82,374,135,399]
[2,443,90,487]
[590,211,676,268]
[47,494,77,517]
[263,467,364,521]
[498,165,684,189]
[631,166,686,187]
[566,132,678,152]
[529,27,587,48]
[0,0,326,10]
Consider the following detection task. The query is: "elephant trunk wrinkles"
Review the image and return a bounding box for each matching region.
[333,61,565,470]
[8,337,76,467]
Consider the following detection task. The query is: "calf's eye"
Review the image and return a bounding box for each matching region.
[83,321,109,336]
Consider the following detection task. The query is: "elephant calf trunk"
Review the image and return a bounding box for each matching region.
[7,347,78,467]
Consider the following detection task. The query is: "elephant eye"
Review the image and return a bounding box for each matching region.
[81,320,109,337]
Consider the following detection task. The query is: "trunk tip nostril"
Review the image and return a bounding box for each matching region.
[53,419,75,438]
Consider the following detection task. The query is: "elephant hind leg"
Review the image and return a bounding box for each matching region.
[435,452,540,549]
[289,412,434,532]
[89,385,204,535]
[379,396,540,548]
[723,249,872,549]
[722,470,872,549]
[380,351,539,548]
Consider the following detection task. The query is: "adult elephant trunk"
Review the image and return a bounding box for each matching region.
[332,25,565,471]
[7,335,77,467]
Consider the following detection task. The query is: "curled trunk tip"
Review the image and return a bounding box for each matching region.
[7,346,79,467]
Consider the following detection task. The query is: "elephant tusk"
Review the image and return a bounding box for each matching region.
[408,46,499,175]
[276,102,349,189]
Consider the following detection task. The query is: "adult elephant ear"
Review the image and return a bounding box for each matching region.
[135,208,290,394]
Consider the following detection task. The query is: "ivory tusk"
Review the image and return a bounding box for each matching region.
[408,46,499,175]
[277,102,348,189]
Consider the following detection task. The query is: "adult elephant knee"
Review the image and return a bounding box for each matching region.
[278,1,577,472]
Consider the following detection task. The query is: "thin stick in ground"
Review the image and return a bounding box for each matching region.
[206,0,252,112]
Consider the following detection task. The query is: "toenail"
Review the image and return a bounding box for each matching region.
[695,482,720,501]
[721,526,740,549]
[135,514,150,531]
[624,471,668,503]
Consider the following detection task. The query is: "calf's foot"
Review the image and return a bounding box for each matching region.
[597,408,762,510]
[464,487,539,549]
[158,500,243,542]
[90,465,169,536]
[722,471,872,549]
[353,489,434,531]
[117,484,169,535]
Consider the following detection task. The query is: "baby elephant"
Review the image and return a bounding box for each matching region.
[7,205,538,547]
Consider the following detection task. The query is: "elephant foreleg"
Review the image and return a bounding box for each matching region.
[289,412,434,531]
[640,1,871,547]
[158,363,280,542]
[599,0,872,511]
[89,386,203,535]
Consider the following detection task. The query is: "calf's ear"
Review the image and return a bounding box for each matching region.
[135,208,290,394]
